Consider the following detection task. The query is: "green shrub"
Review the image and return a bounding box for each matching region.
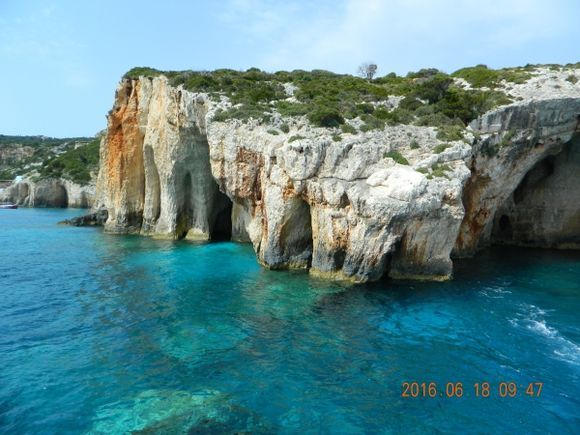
[38,138,100,185]
[500,69,533,84]
[410,139,420,149]
[452,66,499,88]
[434,88,511,125]
[213,105,271,122]
[380,108,414,125]
[566,74,578,84]
[279,123,290,133]
[332,134,342,142]
[398,96,424,111]
[121,64,524,129]
[436,125,465,141]
[407,68,441,79]
[452,65,531,88]
[308,107,344,127]
[373,108,391,119]
[267,129,280,135]
[481,142,500,157]
[0,169,13,179]
[499,129,517,147]
[413,104,436,117]
[124,66,163,79]
[414,112,455,127]
[288,135,306,143]
[355,103,375,114]
[340,124,357,134]
[411,73,453,104]
[359,114,385,132]
[276,101,309,117]
[434,143,451,154]
[384,150,410,165]
[431,163,452,179]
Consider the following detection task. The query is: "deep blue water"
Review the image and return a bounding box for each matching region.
[1,208,579,434]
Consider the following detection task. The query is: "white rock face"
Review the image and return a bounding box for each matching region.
[95,78,231,238]
[0,178,95,208]
[95,72,580,282]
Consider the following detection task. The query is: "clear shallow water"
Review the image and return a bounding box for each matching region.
[1,208,579,434]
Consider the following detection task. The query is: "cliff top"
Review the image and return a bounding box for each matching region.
[123,63,580,134]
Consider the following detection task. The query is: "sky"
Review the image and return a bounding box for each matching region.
[0,0,579,137]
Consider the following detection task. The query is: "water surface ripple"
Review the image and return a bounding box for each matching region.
[1,209,579,433]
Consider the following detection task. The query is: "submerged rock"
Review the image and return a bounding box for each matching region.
[87,389,273,434]
[158,319,248,363]
[60,209,108,226]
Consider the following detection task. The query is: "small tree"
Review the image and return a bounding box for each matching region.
[358,62,378,80]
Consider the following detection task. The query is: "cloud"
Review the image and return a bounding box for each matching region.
[216,0,302,40]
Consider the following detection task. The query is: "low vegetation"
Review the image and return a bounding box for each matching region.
[429,163,452,180]
[124,64,521,130]
[436,125,465,142]
[451,65,532,88]
[384,150,410,165]
[288,135,306,143]
[340,124,357,134]
[37,138,100,185]
[0,135,95,182]
[434,143,451,154]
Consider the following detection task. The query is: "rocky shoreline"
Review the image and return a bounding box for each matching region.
[87,66,580,283]
[0,177,95,208]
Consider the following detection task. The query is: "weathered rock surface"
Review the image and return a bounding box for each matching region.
[0,178,95,208]
[94,71,580,282]
[491,137,580,249]
[0,145,34,167]
[59,208,108,226]
[453,99,580,255]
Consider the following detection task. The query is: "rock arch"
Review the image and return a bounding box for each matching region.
[491,136,580,248]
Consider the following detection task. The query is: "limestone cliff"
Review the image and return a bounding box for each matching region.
[1,177,95,208]
[94,67,580,282]
[455,99,580,254]
[0,135,99,208]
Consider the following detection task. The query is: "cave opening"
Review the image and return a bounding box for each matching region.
[491,135,580,248]
[513,155,555,204]
[210,191,233,241]
[56,184,68,208]
[280,197,313,268]
[497,214,513,240]
[177,172,194,239]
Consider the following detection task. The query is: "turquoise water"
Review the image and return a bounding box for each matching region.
[1,208,579,434]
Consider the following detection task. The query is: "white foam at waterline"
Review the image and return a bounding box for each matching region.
[479,285,512,298]
[510,305,580,367]
[526,320,558,338]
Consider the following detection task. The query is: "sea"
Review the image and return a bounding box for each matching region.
[1,208,579,434]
